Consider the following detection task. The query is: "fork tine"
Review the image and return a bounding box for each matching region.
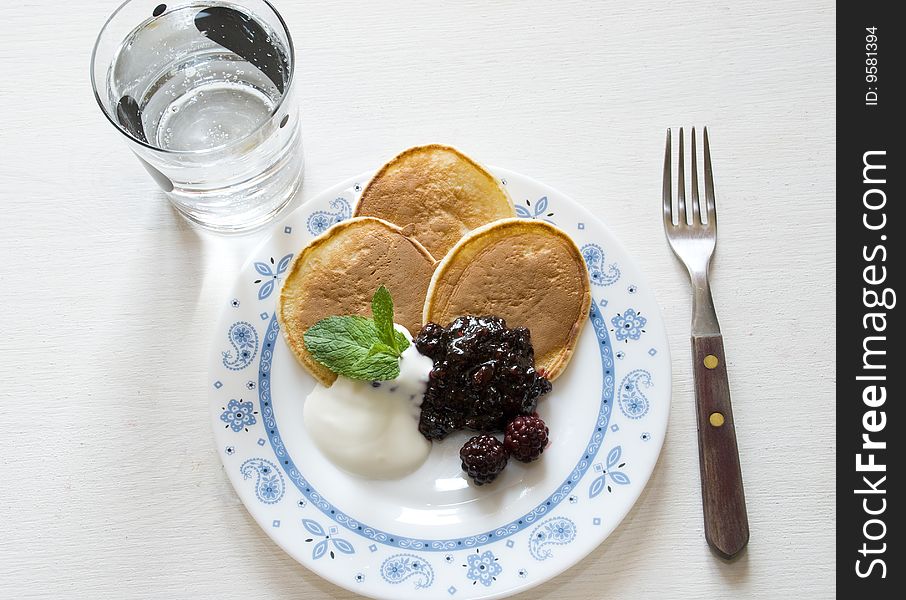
[703,126,717,226]
[677,127,686,225]
[690,127,701,224]
[662,128,673,228]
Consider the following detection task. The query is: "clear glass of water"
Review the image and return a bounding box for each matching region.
[91,0,303,232]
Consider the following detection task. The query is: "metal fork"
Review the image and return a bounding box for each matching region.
[663,127,749,559]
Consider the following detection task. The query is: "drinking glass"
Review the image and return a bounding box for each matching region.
[91,0,303,232]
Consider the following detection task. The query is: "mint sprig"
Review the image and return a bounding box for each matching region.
[303,286,410,381]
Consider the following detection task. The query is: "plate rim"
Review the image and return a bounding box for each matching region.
[209,166,672,599]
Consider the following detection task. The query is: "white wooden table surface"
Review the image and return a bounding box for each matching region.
[0,1,835,597]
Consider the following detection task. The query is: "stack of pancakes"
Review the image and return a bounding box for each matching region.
[279,145,591,386]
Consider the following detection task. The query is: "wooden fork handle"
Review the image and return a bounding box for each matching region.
[692,334,749,559]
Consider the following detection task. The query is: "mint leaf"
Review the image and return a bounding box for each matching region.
[371,285,398,352]
[393,329,410,353]
[302,286,410,382]
[366,342,397,358]
[348,348,401,380]
[370,285,410,354]
[303,316,381,377]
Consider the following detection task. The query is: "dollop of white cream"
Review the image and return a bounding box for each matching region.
[303,326,434,479]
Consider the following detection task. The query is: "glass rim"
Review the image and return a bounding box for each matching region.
[90,0,296,156]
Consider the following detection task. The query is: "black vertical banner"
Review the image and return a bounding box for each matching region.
[838,2,903,596]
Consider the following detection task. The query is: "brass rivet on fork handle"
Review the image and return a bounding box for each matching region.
[662,126,750,560]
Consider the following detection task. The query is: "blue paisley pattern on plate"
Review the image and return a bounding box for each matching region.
[580,243,620,286]
[528,517,577,561]
[211,172,672,598]
[253,254,293,300]
[465,550,502,587]
[307,197,352,235]
[514,196,555,223]
[222,321,259,370]
[610,308,647,342]
[220,398,257,432]
[256,300,615,550]
[240,458,285,504]
[619,369,653,419]
[380,553,435,589]
[302,518,355,560]
[588,446,630,498]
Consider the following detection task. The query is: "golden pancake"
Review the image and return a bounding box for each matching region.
[423,218,591,380]
[278,217,436,386]
[354,144,515,258]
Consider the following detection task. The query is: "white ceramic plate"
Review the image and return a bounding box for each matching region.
[210,168,670,599]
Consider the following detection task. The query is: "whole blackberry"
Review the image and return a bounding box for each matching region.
[504,414,549,462]
[460,435,509,485]
[415,316,552,440]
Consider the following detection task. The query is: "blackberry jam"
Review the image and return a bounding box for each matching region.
[415,316,552,440]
